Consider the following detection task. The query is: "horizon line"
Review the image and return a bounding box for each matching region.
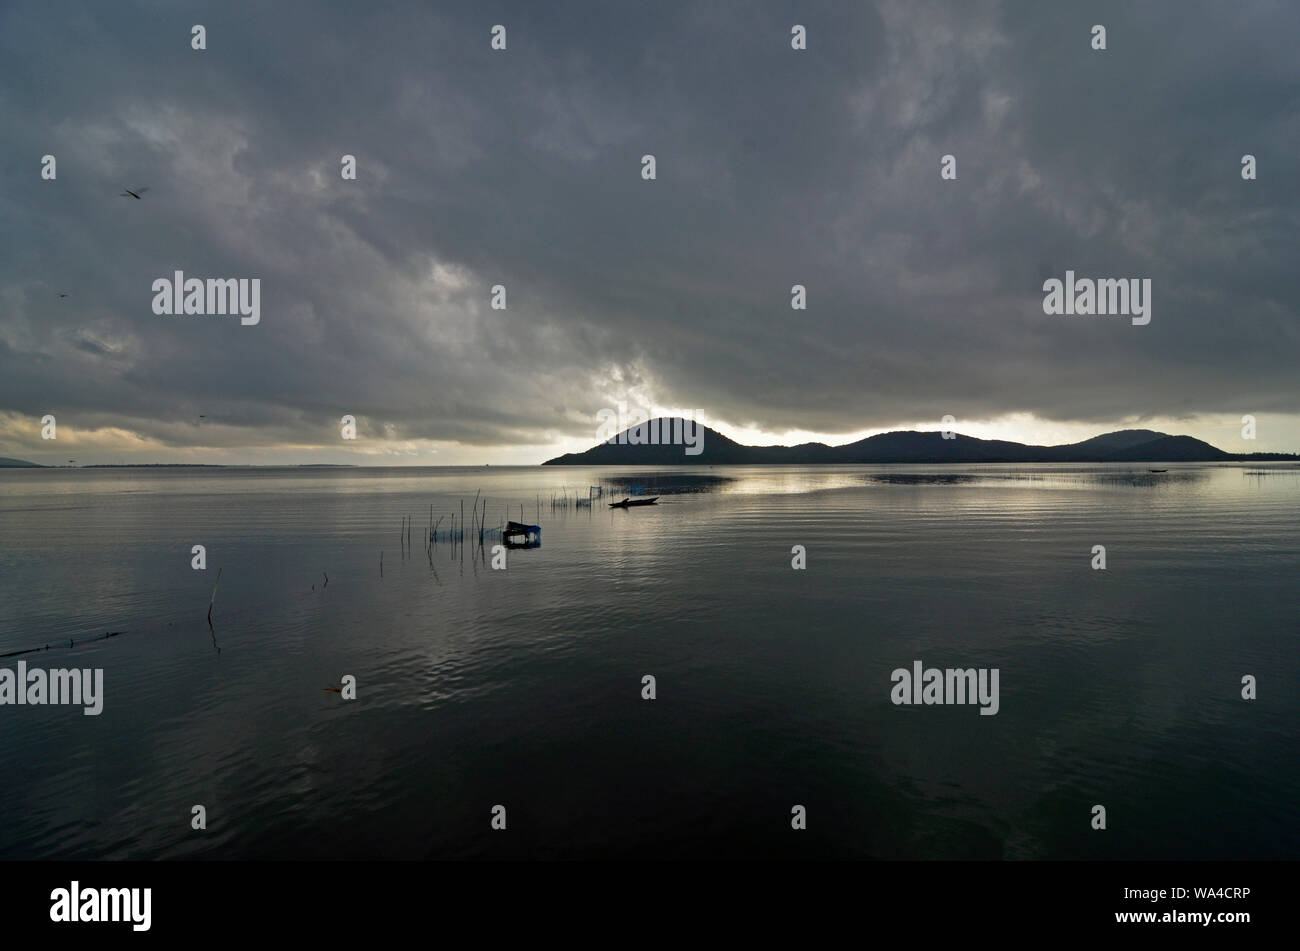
[7,422,1300,468]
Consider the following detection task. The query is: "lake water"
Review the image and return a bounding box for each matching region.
[0,463,1296,859]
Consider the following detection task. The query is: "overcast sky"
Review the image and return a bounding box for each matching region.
[2,0,1297,464]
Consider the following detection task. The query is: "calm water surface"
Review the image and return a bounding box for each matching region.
[0,463,1296,859]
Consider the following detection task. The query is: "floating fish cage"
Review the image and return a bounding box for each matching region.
[398,495,548,552]
[502,521,541,548]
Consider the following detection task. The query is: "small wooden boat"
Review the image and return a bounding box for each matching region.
[608,497,659,508]
[1148,469,1168,473]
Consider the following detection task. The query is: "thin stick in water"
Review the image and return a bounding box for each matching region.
[207,567,223,621]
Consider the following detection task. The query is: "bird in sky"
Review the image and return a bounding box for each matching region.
[118,187,150,199]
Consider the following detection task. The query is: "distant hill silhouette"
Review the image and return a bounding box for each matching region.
[0,456,41,467]
[543,418,1289,465]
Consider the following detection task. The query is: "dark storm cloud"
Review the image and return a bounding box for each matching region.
[0,0,1296,458]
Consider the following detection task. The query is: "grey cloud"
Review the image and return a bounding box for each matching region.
[0,0,1296,460]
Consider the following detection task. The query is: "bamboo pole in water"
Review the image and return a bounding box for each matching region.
[207,567,223,621]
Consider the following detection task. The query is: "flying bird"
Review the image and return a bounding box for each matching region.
[118,187,150,199]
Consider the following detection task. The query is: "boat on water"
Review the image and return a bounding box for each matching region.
[608,497,659,508]
[1148,469,1168,473]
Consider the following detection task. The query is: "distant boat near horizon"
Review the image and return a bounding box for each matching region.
[609,496,659,508]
